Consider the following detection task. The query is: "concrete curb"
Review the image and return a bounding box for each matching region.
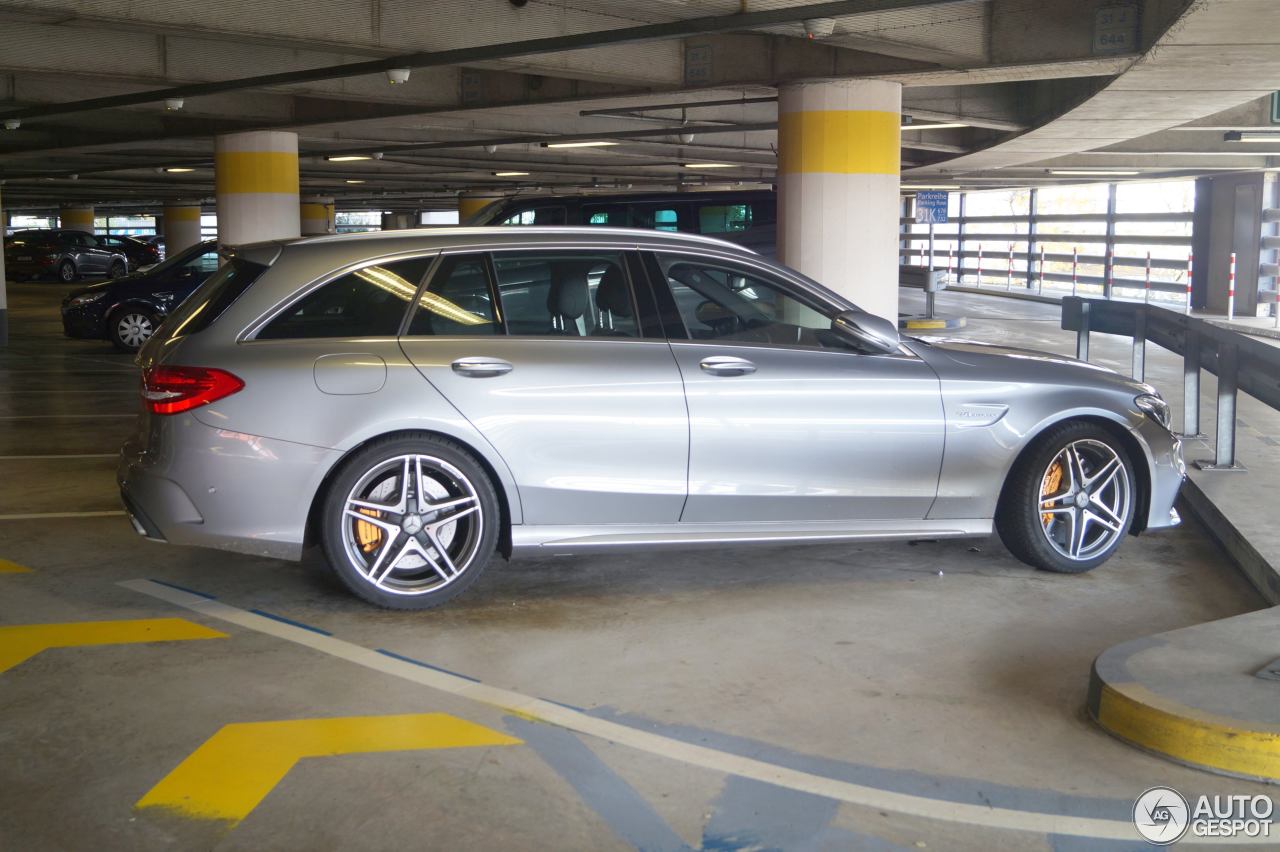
[899,314,966,331]
[1087,612,1280,784]
[1181,478,1280,605]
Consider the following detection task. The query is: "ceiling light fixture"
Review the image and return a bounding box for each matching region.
[901,123,967,131]
[345,179,366,184]
[1049,169,1140,176]
[901,184,960,190]
[386,68,411,85]
[164,98,184,111]
[326,155,372,162]
[3,118,20,130]
[683,163,735,169]
[164,167,196,173]
[541,140,619,148]
[493,171,530,177]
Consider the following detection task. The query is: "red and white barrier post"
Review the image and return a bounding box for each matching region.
[1006,246,1014,290]
[1186,252,1193,316]
[1106,246,1114,298]
[976,244,983,287]
[1071,247,1078,297]
[1144,250,1152,304]
[1038,244,1045,293]
[946,247,953,282]
[1228,252,1236,321]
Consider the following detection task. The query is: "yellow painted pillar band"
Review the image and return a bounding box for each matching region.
[778,110,901,176]
[60,205,95,233]
[214,130,300,245]
[164,206,201,222]
[300,196,336,236]
[458,193,504,222]
[163,204,204,254]
[213,151,299,195]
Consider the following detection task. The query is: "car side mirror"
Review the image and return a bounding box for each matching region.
[831,309,901,354]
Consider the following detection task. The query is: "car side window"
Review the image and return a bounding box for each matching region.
[655,253,842,349]
[405,254,500,336]
[257,256,433,340]
[491,250,639,337]
[185,250,221,275]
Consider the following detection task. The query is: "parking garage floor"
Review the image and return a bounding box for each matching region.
[1,280,1274,851]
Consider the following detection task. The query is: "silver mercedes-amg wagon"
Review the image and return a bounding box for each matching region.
[119,227,1184,609]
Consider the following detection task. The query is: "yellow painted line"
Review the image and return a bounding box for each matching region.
[0,558,32,574]
[903,319,948,329]
[0,618,227,674]
[137,713,520,825]
[214,151,299,195]
[1093,680,1280,782]
[778,109,900,176]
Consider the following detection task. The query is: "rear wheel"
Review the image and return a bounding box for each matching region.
[58,260,76,283]
[109,309,159,352]
[108,259,127,278]
[996,422,1135,574]
[321,434,500,609]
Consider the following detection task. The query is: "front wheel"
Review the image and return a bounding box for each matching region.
[996,422,1136,574]
[108,259,127,278]
[109,309,159,352]
[320,435,500,609]
[58,260,77,283]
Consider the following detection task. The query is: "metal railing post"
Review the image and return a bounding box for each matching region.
[1103,183,1117,299]
[1076,302,1091,361]
[1195,342,1244,470]
[1025,187,1037,290]
[1183,330,1204,438]
[1132,307,1146,381]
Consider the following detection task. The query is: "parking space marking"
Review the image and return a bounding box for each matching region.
[136,713,520,825]
[0,453,118,460]
[122,578,1259,844]
[0,510,125,521]
[0,558,33,574]
[0,414,135,420]
[0,617,226,674]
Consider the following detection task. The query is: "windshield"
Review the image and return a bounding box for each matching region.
[137,242,216,276]
[6,231,58,247]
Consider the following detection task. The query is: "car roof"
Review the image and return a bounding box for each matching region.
[285,226,755,254]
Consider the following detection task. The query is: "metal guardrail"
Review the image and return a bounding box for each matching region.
[1061,297,1280,470]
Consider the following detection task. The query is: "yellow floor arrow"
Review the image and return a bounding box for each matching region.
[0,618,227,674]
[0,558,33,574]
[137,713,521,825]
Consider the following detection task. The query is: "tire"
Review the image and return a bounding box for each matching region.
[320,434,500,609]
[996,421,1136,574]
[58,260,77,283]
[108,259,127,278]
[109,308,160,352]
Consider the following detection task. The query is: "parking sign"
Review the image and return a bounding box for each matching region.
[915,190,949,225]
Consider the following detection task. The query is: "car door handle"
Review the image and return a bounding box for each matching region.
[451,357,513,378]
[699,355,757,376]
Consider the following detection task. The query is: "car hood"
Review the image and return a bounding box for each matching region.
[909,337,1155,395]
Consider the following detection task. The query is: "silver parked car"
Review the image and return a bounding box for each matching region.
[120,228,1184,609]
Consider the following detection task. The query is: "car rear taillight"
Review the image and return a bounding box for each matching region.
[142,366,244,415]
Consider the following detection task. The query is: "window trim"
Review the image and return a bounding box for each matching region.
[241,250,439,343]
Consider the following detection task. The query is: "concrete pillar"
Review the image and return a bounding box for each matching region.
[163,203,203,254]
[1193,172,1264,315]
[300,196,336,236]
[214,130,299,246]
[778,79,902,322]
[60,204,95,234]
[380,211,417,231]
[458,192,504,223]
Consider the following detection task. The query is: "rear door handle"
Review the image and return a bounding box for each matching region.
[699,355,757,376]
[451,357,513,378]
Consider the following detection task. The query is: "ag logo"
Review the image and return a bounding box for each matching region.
[1134,786,1190,844]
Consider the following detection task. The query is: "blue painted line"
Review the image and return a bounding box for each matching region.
[249,608,332,636]
[703,775,839,851]
[148,578,217,600]
[375,648,480,683]
[506,715,691,852]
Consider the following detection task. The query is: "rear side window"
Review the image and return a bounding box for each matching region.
[164,257,269,339]
[405,254,500,336]
[258,257,432,340]
[491,250,638,337]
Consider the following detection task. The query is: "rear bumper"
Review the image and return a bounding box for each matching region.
[117,416,342,561]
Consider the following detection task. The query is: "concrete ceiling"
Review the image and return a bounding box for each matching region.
[0,0,1277,212]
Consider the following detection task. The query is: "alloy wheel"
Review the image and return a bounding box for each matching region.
[339,454,484,596]
[1037,439,1131,561]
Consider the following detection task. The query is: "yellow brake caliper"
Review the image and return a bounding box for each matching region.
[355,509,383,553]
[1041,461,1064,525]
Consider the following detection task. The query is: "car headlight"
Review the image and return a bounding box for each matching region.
[153,291,177,304]
[67,291,108,306]
[1135,393,1172,430]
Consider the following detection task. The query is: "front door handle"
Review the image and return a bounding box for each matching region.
[699,355,757,376]
[451,357,513,378]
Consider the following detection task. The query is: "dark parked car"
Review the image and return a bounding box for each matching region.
[97,234,162,271]
[466,190,778,257]
[61,239,220,351]
[4,229,130,282]
[140,234,166,260]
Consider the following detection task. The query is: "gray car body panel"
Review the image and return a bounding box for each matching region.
[120,226,1183,561]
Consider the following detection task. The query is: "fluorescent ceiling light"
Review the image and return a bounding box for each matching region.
[542,140,619,148]
[901,123,966,131]
[1049,170,1139,176]
[493,171,529,177]
[344,179,366,184]
[164,167,195,173]
[326,154,372,162]
[902,184,959,189]
[683,163,735,169]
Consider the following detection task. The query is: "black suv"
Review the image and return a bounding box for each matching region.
[4,229,129,282]
[61,240,220,351]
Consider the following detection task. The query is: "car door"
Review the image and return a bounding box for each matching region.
[398,248,689,526]
[648,250,946,524]
[76,233,108,273]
